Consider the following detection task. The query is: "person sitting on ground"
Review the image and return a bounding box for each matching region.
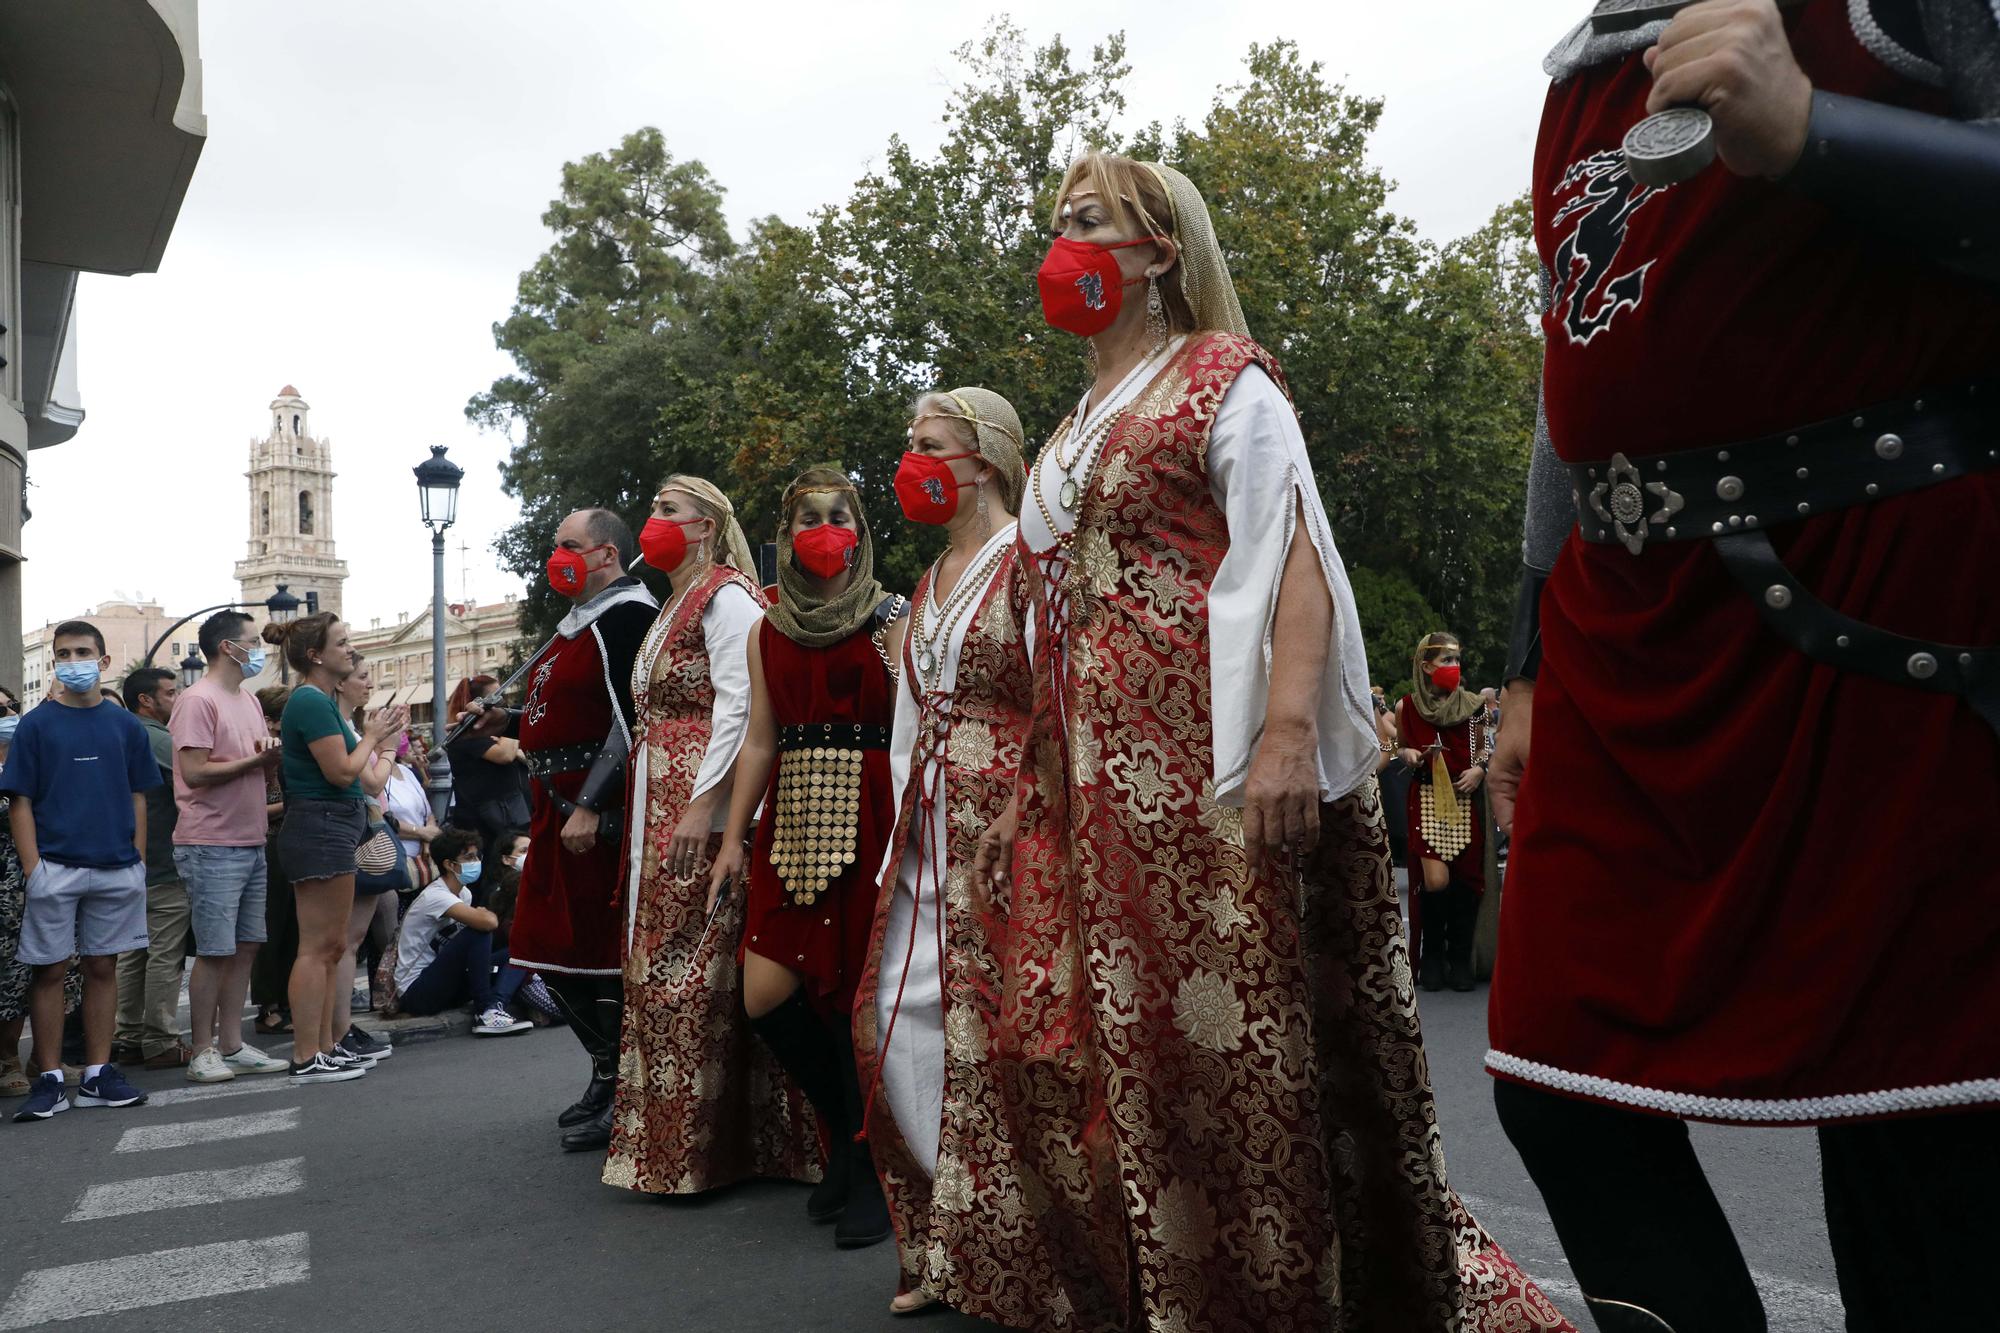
[393,827,528,1036]
[6,621,159,1120]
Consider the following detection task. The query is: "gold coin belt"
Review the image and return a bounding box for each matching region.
[769,745,866,906]
[1419,784,1475,861]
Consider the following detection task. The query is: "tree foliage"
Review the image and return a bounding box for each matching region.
[472,23,1541,683]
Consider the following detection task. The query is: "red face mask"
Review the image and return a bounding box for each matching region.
[791,525,859,580]
[638,516,705,572]
[546,542,615,596]
[1036,235,1162,337]
[1430,663,1463,693]
[893,451,978,525]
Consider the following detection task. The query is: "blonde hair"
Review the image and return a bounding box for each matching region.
[657,474,757,575]
[1050,152,1196,335]
[909,388,1026,513]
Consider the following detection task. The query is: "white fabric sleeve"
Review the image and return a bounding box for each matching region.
[1206,365,1382,806]
[691,583,762,820]
[877,624,922,889]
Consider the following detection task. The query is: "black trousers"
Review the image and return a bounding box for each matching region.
[1495,1079,2000,1331]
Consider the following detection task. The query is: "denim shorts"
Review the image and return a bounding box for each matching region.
[275,798,368,884]
[17,859,147,966]
[173,844,269,955]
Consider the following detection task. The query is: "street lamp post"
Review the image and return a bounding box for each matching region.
[414,445,464,823]
[265,584,301,683]
[141,584,306,682]
[178,650,205,690]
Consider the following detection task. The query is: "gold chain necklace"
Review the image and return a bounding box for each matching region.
[909,540,1009,687]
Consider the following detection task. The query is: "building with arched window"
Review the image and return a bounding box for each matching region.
[234,385,347,618]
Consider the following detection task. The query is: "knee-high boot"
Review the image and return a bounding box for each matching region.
[558,976,626,1151]
[830,1020,892,1250]
[751,990,849,1222]
[1446,881,1479,991]
[1418,888,1449,992]
[546,975,616,1136]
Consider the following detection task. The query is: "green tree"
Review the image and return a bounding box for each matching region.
[469,127,734,433]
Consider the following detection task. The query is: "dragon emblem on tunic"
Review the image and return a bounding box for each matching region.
[524,654,557,727]
[1549,148,1663,346]
[922,477,946,505]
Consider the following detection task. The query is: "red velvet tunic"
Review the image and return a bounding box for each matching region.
[1395,696,1488,887]
[741,619,896,1022]
[1489,7,2000,1123]
[509,594,653,977]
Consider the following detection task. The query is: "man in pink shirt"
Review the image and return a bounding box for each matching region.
[170,612,288,1082]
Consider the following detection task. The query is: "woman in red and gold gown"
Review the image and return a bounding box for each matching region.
[603,475,821,1198]
[853,388,1051,1319]
[709,467,908,1251]
[974,152,1575,1332]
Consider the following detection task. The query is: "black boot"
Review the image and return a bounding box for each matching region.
[547,977,618,1128]
[750,990,848,1222]
[1418,889,1447,992]
[831,1024,892,1250]
[561,1097,614,1153]
[1447,881,1479,992]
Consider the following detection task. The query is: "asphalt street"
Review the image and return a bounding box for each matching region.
[0,903,1848,1332]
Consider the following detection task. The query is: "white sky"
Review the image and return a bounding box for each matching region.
[29,0,1585,631]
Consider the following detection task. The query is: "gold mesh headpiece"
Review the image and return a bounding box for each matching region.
[656,474,759,576]
[1141,162,1250,339]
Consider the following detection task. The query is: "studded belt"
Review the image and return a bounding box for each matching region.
[521,743,596,781]
[778,723,890,752]
[1568,382,2000,734]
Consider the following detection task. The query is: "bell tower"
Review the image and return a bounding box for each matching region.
[235,385,348,619]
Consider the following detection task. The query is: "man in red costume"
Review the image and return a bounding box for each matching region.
[1487,1,2000,1329]
[475,508,655,1153]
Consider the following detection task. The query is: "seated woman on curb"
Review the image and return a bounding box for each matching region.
[392,828,528,1036]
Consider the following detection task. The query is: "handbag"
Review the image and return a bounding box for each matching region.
[356,807,413,892]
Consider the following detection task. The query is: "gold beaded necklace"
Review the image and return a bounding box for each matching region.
[909,538,1010,687]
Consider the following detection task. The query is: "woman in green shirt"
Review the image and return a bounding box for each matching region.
[267,613,406,1084]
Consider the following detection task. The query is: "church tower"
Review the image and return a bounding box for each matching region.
[235,386,349,619]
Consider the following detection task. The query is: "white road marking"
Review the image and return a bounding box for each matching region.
[113,1106,301,1154]
[0,1232,309,1329]
[1460,1192,1845,1332]
[146,1079,295,1108]
[66,1157,305,1222]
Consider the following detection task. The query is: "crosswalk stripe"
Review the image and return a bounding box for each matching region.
[147,1079,295,1108]
[0,1232,310,1329]
[66,1157,306,1222]
[113,1107,301,1154]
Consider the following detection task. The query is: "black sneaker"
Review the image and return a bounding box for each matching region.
[76,1064,148,1108]
[289,1053,365,1084]
[329,1044,376,1071]
[342,1025,392,1060]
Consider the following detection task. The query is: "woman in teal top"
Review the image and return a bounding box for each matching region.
[267,613,405,1084]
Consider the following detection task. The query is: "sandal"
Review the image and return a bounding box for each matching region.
[889,1291,940,1317]
[254,1009,293,1035]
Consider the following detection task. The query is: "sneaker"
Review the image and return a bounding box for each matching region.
[76,1064,148,1109]
[473,1007,531,1037]
[219,1044,289,1076]
[329,1043,376,1070]
[288,1053,365,1084]
[11,1071,69,1121]
[187,1047,237,1084]
[341,1025,392,1061]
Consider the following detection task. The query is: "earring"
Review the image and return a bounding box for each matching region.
[976,483,992,537]
[1144,276,1168,355]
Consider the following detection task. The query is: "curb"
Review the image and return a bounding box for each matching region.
[353,1008,474,1048]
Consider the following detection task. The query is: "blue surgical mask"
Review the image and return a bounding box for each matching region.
[0,716,19,743]
[235,644,267,680]
[54,661,101,694]
[457,860,483,886]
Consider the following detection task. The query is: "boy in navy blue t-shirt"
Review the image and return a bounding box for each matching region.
[4,621,159,1120]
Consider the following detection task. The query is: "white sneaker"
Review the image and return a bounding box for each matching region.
[473,1007,531,1037]
[220,1044,289,1076]
[187,1047,236,1084]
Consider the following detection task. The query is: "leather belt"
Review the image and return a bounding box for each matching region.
[778,723,889,751]
[522,743,596,780]
[1567,382,2000,735]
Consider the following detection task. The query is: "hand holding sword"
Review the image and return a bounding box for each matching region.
[1591,0,1814,186]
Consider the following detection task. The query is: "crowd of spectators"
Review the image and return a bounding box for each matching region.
[0,613,547,1121]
